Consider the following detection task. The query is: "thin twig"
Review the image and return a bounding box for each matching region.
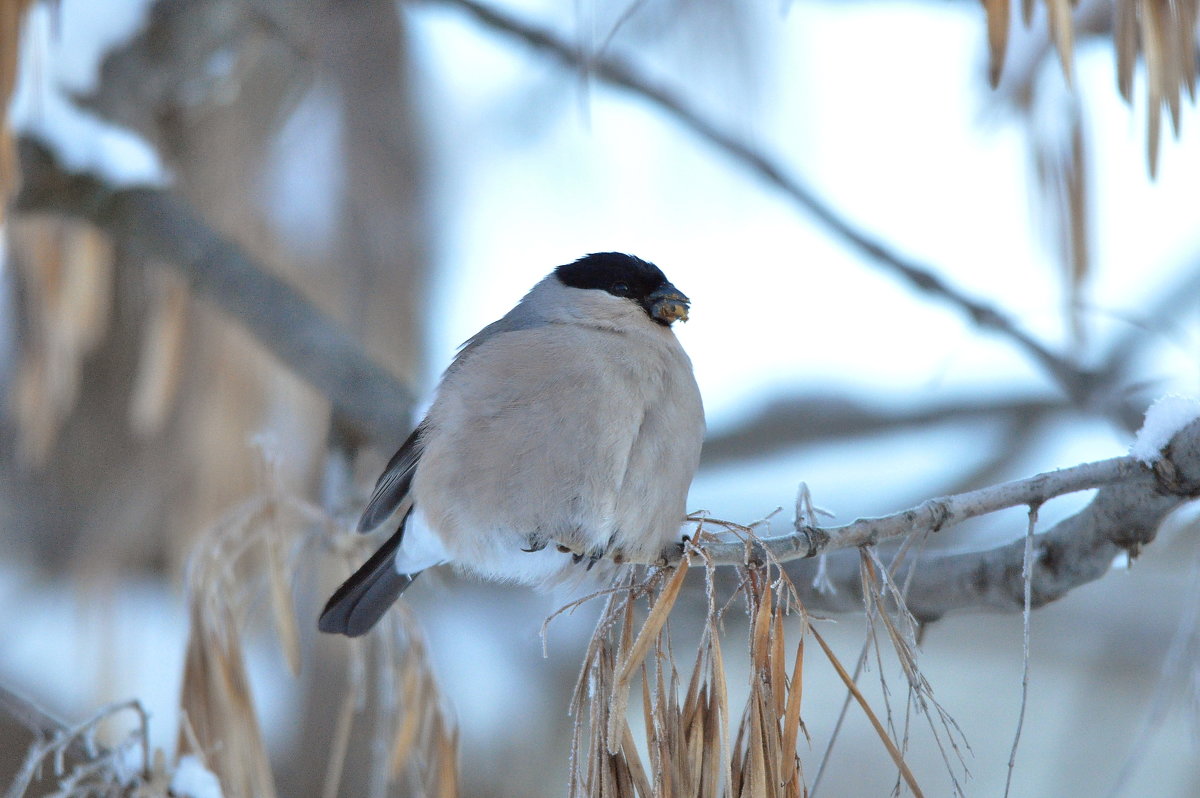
[664,453,1140,567]
[1003,504,1040,797]
[808,636,871,798]
[429,0,1100,403]
[4,699,150,798]
[728,417,1200,618]
[809,625,924,798]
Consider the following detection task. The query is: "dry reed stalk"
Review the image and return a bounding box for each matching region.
[178,453,458,798]
[382,604,459,798]
[983,0,1010,87]
[807,626,921,797]
[851,547,971,797]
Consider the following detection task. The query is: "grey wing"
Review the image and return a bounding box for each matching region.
[357,422,426,533]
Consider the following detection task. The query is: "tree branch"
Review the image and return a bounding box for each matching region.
[427,0,1104,409]
[716,418,1200,619]
[14,137,417,449]
[691,416,1199,570]
[685,453,1142,566]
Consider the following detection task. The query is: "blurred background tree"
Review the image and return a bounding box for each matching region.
[1,0,1199,796]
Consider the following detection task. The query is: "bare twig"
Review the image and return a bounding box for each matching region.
[684,453,1139,567]
[677,417,1200,624]
[1003,505,1040,798]
[428,0,1101,405]
[4,698,150,798]
[809,625,924,798]
[777,418,1200,620]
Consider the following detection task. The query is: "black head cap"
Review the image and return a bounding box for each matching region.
[555,253,685,324]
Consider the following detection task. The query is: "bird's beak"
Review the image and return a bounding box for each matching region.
[647,283,690,325]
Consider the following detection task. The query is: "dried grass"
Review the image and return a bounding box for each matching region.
[177,449,458,798]
[5,482,976,798]
[566,518,965,798]
[1120,0,1200,175]
[129,270,189,438]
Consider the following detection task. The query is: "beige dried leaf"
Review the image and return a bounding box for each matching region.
[779,637,806,789]
[984,0,1010,87]
[1141,0,1166,175]
[607,560,690,754]
[388,655,425,776]
[265,511,302,676]
[130,273,188,437]
[1115,0,1137,101]
[1045,0,1075,83]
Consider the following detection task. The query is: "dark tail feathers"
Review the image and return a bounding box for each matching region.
[319,519,418,637]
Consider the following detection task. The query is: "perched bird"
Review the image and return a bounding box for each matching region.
[319,252,705,636]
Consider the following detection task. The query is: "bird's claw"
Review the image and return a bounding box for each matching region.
[555,533,626,569]
[521,536,548,553]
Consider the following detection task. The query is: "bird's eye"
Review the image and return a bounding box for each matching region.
[610,282,630,296]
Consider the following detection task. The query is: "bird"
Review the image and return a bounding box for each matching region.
[318,252,705,636]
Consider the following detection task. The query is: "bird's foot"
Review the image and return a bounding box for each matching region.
[521,535,548,553]
[554,539,615,570]
[655,539,687,567]
[584,545,606,570]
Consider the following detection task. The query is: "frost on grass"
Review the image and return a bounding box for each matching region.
[1130,395,1200,465]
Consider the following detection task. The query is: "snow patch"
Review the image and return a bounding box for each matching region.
[169,755,224,798]
[8,3,168,188]
[1130,395,1200,465]
[49,0,158,94]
